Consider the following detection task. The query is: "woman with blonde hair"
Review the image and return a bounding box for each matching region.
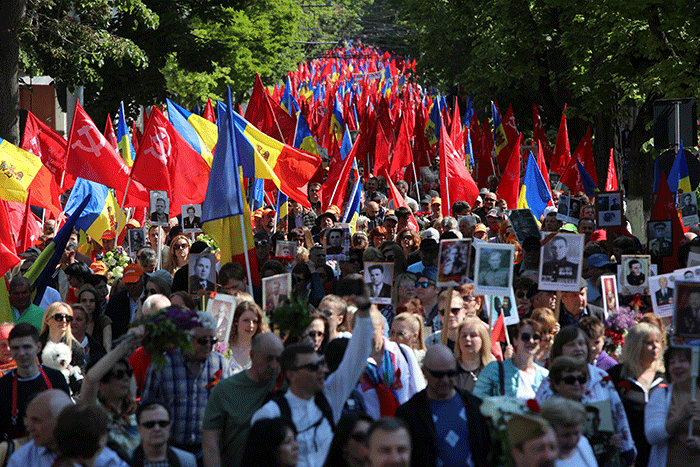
[389,312,426,364]
[227,300,267,372]
[39,302,85,371]
[608,322,666,467]
[530,307,559,367]
[454,316,495,393]
[163,234,191,276]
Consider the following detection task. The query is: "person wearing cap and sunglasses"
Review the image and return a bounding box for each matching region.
[131,400,196,467]
[396,344,492,467]
[142,310,231,463]
[105,263,145,340]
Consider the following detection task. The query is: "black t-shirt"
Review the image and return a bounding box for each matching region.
[0,366,70,439]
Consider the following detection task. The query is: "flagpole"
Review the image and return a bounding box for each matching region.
[410,158,420,202]
[239,213,254,297]
[115,176,133,236]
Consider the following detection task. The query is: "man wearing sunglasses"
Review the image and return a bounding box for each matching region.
[132,400,196,467]
[424,290,467,350]
[396,345,491,467]
[251,296,373,467]
[142,311,230,464]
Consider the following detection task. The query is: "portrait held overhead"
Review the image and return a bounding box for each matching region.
[538,233,584,292]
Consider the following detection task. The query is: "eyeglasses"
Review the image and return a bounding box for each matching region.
[194,337,219,346]
[560,375,587,385]
[400,235,413,241]
[255,240,269,247]
[52,314,73,323]
[415,281,435,289]
[292,359,326,372]
[462,295,476,303]
[515,290,527,299]
[350,431,367,443]
[438,307,463,316]
[426,368,457,379]
[520,332,541,342]
[173,243,188,250]
[140,420,170,429]
[81,298,96,303]
[107,368,133,380]
[306,331,325,338]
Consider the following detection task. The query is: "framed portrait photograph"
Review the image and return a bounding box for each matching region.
[188,253,217,295]
[473,243,514,296]
[618,255,651,295]
[672,281,700,346]
[364,262,394,305]
[556,194,581,225]
[538,233,584,292]
[275,241,297,259]
[595,191,623,228]
[488,289,520,327]
[437,238,471,287]
[584,400,616,465]
[600,274,619,316]
[325,224,351,260]
[262,272,291,313]
[649,272,675,318]
[149,190,170,226]
[647,220,673,257]
[688,251,700,267]
[206,294,237,344]
[128,227,146,256]
[680,192,699,227]
[506,209,541,244]
[181,204,202,232]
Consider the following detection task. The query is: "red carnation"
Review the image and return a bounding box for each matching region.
[526,399,540,413]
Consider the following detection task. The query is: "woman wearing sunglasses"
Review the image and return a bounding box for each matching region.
[473,319,549,399]
[81,325,146,455]
[164,235,191,276]
[39,302,85,373]
[536,325,636,465]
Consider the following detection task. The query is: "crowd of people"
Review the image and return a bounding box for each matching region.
[3,170,700,467]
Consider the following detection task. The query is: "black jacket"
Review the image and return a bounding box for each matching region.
[395,387,491,467]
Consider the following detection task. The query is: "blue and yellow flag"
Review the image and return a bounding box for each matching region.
[293,113,319,155]
[492,101,508,155]
[275,191,289,231]
[517,152,553,221]
[425,97,442,146]
[576,157,599,198]
[667,141,692,195]
[166,98,216,166]
[117,102,135,167]
[330,94,344,143]
[340,125,353,161]
[342,178,362,234]
[64,178,122,246]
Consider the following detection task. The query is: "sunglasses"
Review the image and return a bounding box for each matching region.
[515,290,527,299]
[520,332,541,342]
[107,368,133,380]
[52,313,73,323]
[400,235,413,241]
[173,243,188,250]
[255,240,269,247]
[194,337,219,346]
[560,375,587,385]
[265,355,282,363]
[141,420,170,429]
[415,281,435,289]
[438,307,463,316]
[319,309,334,318]
[292,359,326,372]
[145,288,159,296]
[426,368,457,379]
[462,295,476,302]
[306,331,325,338]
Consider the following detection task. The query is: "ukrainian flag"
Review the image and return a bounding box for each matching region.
[517,152,553,221]
[667,141,692,194]
[166,98,216,166]
[117,102,135,167]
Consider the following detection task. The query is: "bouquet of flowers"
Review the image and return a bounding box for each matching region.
[103,247,131,284]
[480,397,541,467]
[268,296,314,341]
[130,307,203,369]
[604,306,641,356]
[195,233,220,254]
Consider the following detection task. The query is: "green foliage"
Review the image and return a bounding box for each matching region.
[269,295,314,340]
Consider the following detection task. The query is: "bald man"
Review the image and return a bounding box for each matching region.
[202,333,285,467]
[130,294,172,397]
[395,345,492,467]
[7,390,128,467]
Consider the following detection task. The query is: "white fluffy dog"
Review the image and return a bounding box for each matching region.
[41,341,82,383]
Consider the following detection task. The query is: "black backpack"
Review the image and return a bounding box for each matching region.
[271,391,336,431]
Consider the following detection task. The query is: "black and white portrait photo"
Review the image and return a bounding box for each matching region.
[182,204,202,232]
[128,228,146,256]
[149,190,169,226]
[507,209,542,244]
[595,191,623,228]
[672,281,700,344]
[538,233,584,292]
[437,239,471,287]
[206,294,237,344]
[681,193,699,227]
[189,253,217,295]
[473,243,514,296]
[364,262,394,305]
[262,273,291,312]
[618,255,650,296]
[647,220,673,257]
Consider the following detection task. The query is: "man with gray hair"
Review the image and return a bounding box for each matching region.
[459,216,478,239]
[141,311,230,464]
[9,276,44,331]
[7,389,128,467]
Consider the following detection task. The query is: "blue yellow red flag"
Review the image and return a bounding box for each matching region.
[491,101,508,155]
[117,102,135,167]
[166,98,215,166]
[293,113,318,155]
[64,178,122,246]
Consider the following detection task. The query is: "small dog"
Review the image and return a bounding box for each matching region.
[41,341,82,384]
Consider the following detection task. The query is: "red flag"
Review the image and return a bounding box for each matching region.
[605,149,618,191]
[265,93,297,144]
[496,133,522,209]
[388,115,413,178]
[66,102,149,207]
[491,312,506,361]
[17,190,35,254]
[651,174,684,273]
[551,105,571,176]
[384,169,419,231]
[536,141,553,195]
[450,98,464,158]
[372,98,394,177]
[477,119,496,189]
[532,103,555,165]
[573,127,598,185]
[559,155,582,194]
[439,122,479,217]
[132,120,141,153]
[21,110,73,190]
[104,114,118,150]
[203,97,216,123]
[0,200,20,276]
[245,73,292,143]
[412,110,431,169]
[319,138,357,211]
[131,106,173,193]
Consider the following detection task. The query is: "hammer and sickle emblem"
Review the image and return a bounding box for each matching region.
[144,130,170,163]
[71,126,107,157]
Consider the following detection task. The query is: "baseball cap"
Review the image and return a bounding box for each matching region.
[431,197,442,205]
[90,261,109,276]
[587,253,611,268]
[127,219,141,229]
[479,188,490,196]
[507,414,552,448]
[122,263,144,283]
[474,224,487,234]
[543,206,557,217]
[101,230,116,240]
[422,228,440,241]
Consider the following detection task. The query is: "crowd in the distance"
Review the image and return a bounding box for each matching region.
[3,169,700,467]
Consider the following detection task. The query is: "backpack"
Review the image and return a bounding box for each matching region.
[271,391,336,431]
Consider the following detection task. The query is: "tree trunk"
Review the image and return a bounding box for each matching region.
[0,0,26,144]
